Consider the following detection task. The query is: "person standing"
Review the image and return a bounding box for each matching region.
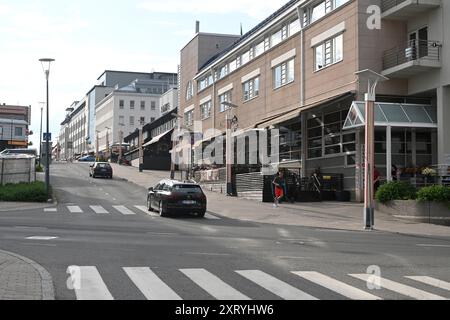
[273,171,285,208]
[391,165,398,181]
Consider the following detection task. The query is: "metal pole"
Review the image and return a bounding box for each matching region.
[119,130,123,164]
[39,106,43,167]
[45,71,50,198]
[364,98,375,230]
[226,113,233,196]
[139,125,143,172]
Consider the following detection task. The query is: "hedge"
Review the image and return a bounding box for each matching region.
[375,181,417,204]
[0,181,49,203]
[417,185,450,203]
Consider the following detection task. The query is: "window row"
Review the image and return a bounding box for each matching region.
[119,100,157,110]
[119,116,154,126]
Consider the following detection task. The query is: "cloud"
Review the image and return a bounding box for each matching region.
[137,0,290,19]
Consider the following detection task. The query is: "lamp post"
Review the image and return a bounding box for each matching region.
[118,122,125,165]
[95,130,100,161]
[222,101,239,196]
[38,102,45,167]
[138,119,145,172]
[105,127,111,161]
[355,69,389,231]
[39,58,55,199]
[170,112,184,179]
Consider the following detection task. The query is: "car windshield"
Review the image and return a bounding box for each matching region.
[172,185,203,193]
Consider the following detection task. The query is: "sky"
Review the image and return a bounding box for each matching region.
[0,0,290,152]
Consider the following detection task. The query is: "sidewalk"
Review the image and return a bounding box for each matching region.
[111,164,450,238]
[0,250,54,300]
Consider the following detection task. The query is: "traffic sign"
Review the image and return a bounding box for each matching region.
[43,133,52,141]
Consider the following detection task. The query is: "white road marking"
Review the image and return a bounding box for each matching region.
[350,274,448,300]
[67,206,83,213]
[185,252,231,257]
[112,205,136,215]
[134,205,158,217]
[123,267,182,300]
[90,206,109,214]
[67,266,114,300]
[205,213,221,220]
[406,276,450,292]
[417,244,450,248]
[44,208,58,212]
[26,236,59,241]
[277,228,292,238]
[236,270,317,300]
[181,269,250,300]
[292,271,381,300]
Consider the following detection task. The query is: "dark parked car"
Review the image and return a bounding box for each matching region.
[90,162,113,179]
[147,180,207,217]
[79,155,96,162]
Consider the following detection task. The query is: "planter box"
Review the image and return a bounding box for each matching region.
[377,200,450,226]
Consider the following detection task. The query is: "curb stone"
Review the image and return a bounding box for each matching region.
[0,249,55,300]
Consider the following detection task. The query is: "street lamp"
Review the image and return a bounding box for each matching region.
[39,58,55,199]
[38,101,45,167]
[355,69,389,231]
[138,119,146,172]
[118,122,125,165]
[105,127,111,161]
[170,113,184,179]
[95,130,101,160]
[222,101,239,196]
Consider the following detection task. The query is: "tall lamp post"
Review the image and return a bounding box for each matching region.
[222,101,239,196]
[105,127,111,161]
[118,122,125,165]
[39,58,55,199]
[138,119,145,172]
[170,112,184,179]
[95,130,100,161]
[355,69,389,231]
[38,102,45,167]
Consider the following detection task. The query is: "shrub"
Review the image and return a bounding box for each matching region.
[417,185,450,203]
[36,165,44,173]
[376,181,417,203]
[0,181,49,203]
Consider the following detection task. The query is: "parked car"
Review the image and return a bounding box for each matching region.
[89,162,113,179]
[79,155,96,162]
[147,180,207,218]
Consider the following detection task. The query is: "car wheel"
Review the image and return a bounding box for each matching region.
[159,201,168,217]
[147,197,154,212]
[197,211,206,218]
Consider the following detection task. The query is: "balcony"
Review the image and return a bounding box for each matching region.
[381,0,441,20]
[382,40,441,78]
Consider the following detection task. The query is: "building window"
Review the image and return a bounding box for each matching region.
[243,77,260,102]
[130,116,135,126]
[314,34,343,71]
[140,101,146,110]
[119,116,125,125]
[219,91,232,113]
[229,60,237,73]
[254,41,265,57]
[289,19,301,35]
[200,101,212,120]
[119,100,124,109]
[14,127,23,137]
[271,29,283,47]
[130,100,135,110]
[184,110,194,127]
[217,65,228,80]
[273,58,295,89]
[186,81,194,100]
[241,50,251,65]
[0,127,3,136]
[151,101,156,110]
[198,74,213,92]
[140,117,146,124]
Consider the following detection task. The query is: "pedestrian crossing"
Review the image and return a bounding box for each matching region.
[43,204,221,220]
[65,266,450,300]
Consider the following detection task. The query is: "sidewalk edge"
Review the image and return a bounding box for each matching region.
[0,249,55,300]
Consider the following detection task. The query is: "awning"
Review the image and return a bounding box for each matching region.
[142,129,174,148]
[343,101,438,130]
[256,108,301,129]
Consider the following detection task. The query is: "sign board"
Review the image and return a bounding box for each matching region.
[67,141,73,149]
[43,133,52,141]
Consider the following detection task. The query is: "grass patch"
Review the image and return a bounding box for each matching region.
[0,181,50,203]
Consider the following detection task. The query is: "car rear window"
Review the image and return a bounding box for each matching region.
[97,163,111,169]
[172,185,203,193]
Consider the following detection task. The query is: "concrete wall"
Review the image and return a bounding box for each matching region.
[0,157,36,185]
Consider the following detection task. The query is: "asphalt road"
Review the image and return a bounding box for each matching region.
[0,162,449,300]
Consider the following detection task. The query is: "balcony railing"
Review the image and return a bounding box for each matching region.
[381,0,406,12]
[382,40,441,70]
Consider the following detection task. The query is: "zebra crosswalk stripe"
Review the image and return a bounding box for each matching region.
[236,270,317,300]
[67,266,114,300]
[181,269,250,300]
[134,205,159,217]
[350,274,448,300]
[292,271,381,300]
[67,206,83,213]
[44,208,58,212]
[112,205,136,215]
[405,276,450,292]
[90,206,109,214]
[123,267,182,300]
[205,213,221,220]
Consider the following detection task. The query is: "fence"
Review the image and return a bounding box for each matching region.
[383,40,441,70]
[0,156,36,186]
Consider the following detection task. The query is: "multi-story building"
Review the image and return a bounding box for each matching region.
[0,104,31,151]
[59,100,87,160]
[176,0,449,201]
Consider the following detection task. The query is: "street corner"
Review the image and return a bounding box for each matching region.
[0,249,55,300]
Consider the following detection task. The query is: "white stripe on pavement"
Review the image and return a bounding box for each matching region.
[90,206,109,214]
[112,205,136,215]
[205,213,221,220]
[181,269,250,300]
[67,266,114,300]
[44,208,58,213]
[350,274,448,300]
[67,206,83,213]
[123,267,182,300]
[236,270,317,300]
[292,271,381,300]
[405,276,450,292]
[134,205,159,217]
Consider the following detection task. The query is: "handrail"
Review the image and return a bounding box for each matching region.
[382,39,441,70]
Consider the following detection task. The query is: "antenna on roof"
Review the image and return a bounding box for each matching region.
[240,23,243,36]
